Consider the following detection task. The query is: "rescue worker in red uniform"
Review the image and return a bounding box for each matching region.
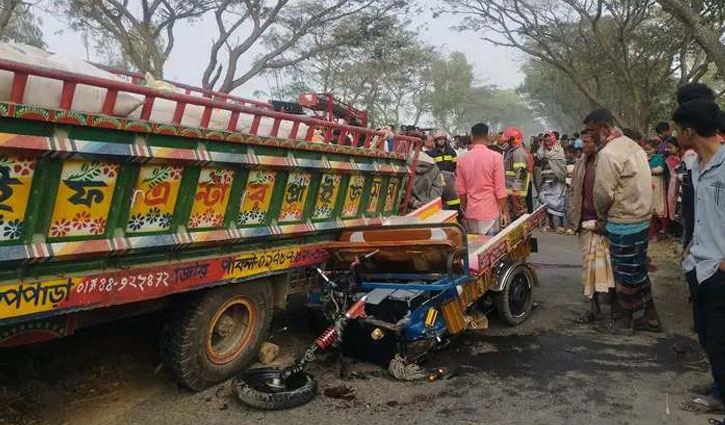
[427,129,460,210]
[502,127,531,220]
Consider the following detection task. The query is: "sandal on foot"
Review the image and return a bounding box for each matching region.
[681,395,724,414]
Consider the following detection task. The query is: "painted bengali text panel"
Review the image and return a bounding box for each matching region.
[384,177,400,212]
[188,167,235,229]
[238,170,276,226]
[127,163,183,233]
[0,154,36,242]
[50,160,118,238]
[278,172,311,223]
[366,176,383,215]
[342,174,366,218]
[312,174,341,221]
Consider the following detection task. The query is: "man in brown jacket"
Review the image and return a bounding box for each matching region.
[584,109,661,334]
[568,130,615,323]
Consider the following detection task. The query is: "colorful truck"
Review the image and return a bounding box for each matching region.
[0,54,421,390]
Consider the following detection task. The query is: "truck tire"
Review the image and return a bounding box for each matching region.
[234,368,317,410]
[161,280,273,391]
[495,263,535,326]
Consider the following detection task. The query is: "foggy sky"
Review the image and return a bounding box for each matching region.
[38,4,524,101]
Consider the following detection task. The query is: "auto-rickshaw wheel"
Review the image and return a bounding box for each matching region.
[495,263,535,326]
[234,368,317,410]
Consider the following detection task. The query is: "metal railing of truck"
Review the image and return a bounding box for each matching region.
[0,58,420,156]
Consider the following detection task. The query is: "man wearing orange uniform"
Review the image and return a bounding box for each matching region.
[502,127,531,220]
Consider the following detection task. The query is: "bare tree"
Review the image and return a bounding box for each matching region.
[0,0,21,37]
[57,0,216,77]
[265,14,436,127]
[0,0,45,47]
[657,0,725,77]
[201,0,407,93]
[443,0,710,131]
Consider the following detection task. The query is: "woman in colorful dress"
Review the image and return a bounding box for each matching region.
[645,138,668,238]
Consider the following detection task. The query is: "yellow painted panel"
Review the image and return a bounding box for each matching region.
[0,279,74,319]
[188,167,235,229]
[238,170,276,226]
[0,154,36,242]
[126,163,184,233]
[313,174,341,220]
[384,177,399,212]
[342,174,366,218]
[279,172,311,223]
[50,159,119,238]
[366,176,383,214]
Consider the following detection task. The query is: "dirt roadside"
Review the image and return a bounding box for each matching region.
[0,233,712,425]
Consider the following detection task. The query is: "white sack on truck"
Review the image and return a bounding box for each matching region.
[0,42,144,116]
[128,73,310,139]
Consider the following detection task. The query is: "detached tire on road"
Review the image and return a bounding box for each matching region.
[161,280,273,391]
[495,263,535,326]
[234,368,317,410]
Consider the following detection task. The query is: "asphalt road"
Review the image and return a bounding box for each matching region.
[0,233,712,425]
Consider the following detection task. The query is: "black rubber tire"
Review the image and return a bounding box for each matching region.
[234,368,317,410]
[160,280,273,391]
[495,263,535,326]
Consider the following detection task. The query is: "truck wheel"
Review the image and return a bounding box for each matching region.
[234,368,317,410]
[161,280,273,390]
[495,264,535,326]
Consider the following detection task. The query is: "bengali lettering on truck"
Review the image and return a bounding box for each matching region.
[0,243,329,324]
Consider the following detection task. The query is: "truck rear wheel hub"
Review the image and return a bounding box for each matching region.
[207,297,255,365]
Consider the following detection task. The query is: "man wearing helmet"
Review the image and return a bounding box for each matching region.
[427,129,461,210]
[502,127,531,220]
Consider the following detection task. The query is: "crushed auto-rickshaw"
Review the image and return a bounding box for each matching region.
[234,201,546,409]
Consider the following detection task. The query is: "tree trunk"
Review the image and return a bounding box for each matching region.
[0,0,20,39]
[657,0,725,77]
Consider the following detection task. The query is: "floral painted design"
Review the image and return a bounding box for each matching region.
[312,174,341,221]
[65,161,119,182]
[2,218,22,240]
[238,171,277,226]
[50,159,118,238]
[278,172,311,223]
[188,167,235,230]
[89,218,107,235]
[72,211,92,230]
[0,155,36,242]
[10,157,35,176]
[189,207,224,229]
[50,218,71,237]
[126,163,184,234]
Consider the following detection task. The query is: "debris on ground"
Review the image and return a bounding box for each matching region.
[466,311,489,330]
[259,342,280,365]
[323,385,356,401]
[388,355,427,381]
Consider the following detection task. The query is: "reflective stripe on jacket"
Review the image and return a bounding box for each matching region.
[427,145,458,173]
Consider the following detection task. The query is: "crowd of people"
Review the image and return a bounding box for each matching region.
[408,123,572,236]
[405,82,725,424]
